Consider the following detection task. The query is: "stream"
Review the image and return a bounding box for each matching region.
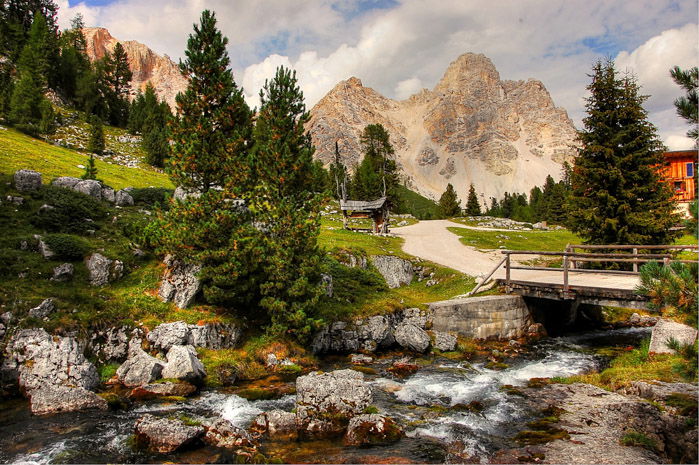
[0,327,651,464]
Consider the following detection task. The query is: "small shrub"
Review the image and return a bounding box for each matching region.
[43,233,91,260]
[30,186,106,233]
[620,431,658,451]
[130,187,173,207]
[363,405,379,414]
[99,363,120,382]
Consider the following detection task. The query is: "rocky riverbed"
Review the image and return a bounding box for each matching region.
[2,326,694,464]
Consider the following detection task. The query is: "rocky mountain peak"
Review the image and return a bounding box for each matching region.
[434,52,501,95]
[82,27,188,109]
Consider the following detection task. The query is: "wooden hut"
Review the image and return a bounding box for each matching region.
[662,150,697,216]
[340,197,390,233]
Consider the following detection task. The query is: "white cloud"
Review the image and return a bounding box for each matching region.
[394,77,423,100]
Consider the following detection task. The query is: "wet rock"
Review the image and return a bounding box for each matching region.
[527,322,547,338]
[116,346,164,387]
[85,253,123,286]
[296,369,372,435]
[8,329,99,393]
[628,313,658,326]
[51,263,74,282]
[204,418,257,455]
[432,331,457,351]
[344,414,403,446]
[388,359,419,378]
[129,381,197,399]
[14,169,42,192]
[88,326,137,363]
[371,255,414,288]
[187,322,241,350]
[27,298,56,319]
[101,186,116,203]
[350,354,373,364]
[73,180,102,199]
[148,321,190,352]
[51,176,80,189]
[648,319,697,354]
[394,322,430,353]
[115,189,134,206]
[161,345,206,383]
[29,385,107,415]
[134,414,204,453]
[251,410,298,439]
[158,255,202,309]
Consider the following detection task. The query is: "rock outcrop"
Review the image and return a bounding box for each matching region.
[14,170,42,192]
[648,318,698,354]
[371,255,414,288]
[134,414,204,453]
[307,53,577,201]
[85,253,124,286]
[147,320,241,352]
[158,255,202,309]
[83,27,188,109]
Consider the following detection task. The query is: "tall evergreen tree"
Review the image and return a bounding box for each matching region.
[670,66,698,142]
[169,9,252,193]
[350,124,399,204]
[103,42,132,126]
[87,115,105,155]
[569,59,681,245]
[464,184,481,216]
[58,14,90,101]
[438,183,461,217]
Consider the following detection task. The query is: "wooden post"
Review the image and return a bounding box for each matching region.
[632,247,638,273]
[505,253,511,292]
[563,254,570,295]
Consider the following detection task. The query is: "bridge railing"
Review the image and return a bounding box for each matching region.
[500,245,698,296]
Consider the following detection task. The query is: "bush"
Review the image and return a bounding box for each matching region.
[130,187,173,207]
[43,233,91,260]
[30,186,106,233]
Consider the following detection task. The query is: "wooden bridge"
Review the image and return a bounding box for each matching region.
[471,244,698,310]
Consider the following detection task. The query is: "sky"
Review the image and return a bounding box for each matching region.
[60,0,698,150]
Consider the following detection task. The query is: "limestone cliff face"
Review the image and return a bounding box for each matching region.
[307,53,578,201]
[82,27,187,110]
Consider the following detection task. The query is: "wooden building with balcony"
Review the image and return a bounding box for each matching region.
[662,149,697,216]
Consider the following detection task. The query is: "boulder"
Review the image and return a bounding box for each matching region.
[29,385,107,415]
[35,235,54,259]
[401,307,431,328]
[371,255,414,288]
[51,263,74,282]
[73,180,102,199]
[51,176,81,189]
[116,346,164,387]
[28,298,56,319]
[394,322,430,353]
[0,323,5,339]
[188,323,241,350]
[5,328,99,394]
[204,418,257,455]
[251,410,298,439]
[296,369,372,431]
[312,314,397,354]
[14,169,42,192]
[115,189,134,206]
[433,331,457,351]
[161,345,206,383]
[101,187,116,203]
[344,414,403,446]
[129,381,197,400]
[147,321,190,352]
[85,253,123,286]
[134,414,204,453]
[649,319,698,354]
[88,326,137,363]
[158,255,202,309]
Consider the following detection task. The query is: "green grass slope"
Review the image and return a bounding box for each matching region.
[0,126,172,190]
[395,185,442,219]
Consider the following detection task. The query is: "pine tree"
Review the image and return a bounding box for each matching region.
[670,66,698,142]
[81,154,98,180]
[58,14,90,101]
[169,9,252,193]
[104,42,132,126]
[87,115,105,155]
[438,183,461,217]
[464,184,481,216]
[569,59,681,245]
[350,124,399,204]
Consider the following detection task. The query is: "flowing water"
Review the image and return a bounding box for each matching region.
[0,327,651,464]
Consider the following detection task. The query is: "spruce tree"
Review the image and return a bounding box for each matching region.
[169,9,252,193]
[670,66,698,142]
[87,115,105,155]
[82,154,98,180]
[350,124,399,203]
[569,59,681,245]
[104,42,132,126]
[464,184,481,216]
[439,183,461,217]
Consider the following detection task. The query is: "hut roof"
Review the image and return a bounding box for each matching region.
[340,197,387,211]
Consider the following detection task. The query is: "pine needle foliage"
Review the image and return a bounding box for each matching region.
[670,66,698,142]
[569,59,681,245]
[464,183,480,216]
[637,261,697,325]
[439,183,461,217]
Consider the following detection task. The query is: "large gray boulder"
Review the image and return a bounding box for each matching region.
[252,410,298,439]
[649,319,698,354]
[371,255,414,288]
[158,255,202,309]
[14,169,42,192]
[433,331,458,351]
[147,320,241,353]
[29,385,107,415]
[5,328,99,394]
[394,322,430,353]
[116,346,164,387]
[51,263,74,282]
[27,298,56,319]
[73,179,102,199]
[204,418,257,453]
[115,189,134,206]
[51,176,81,189]
[296,369,372,423]
[147,321,190,352]
[101,186,116,203]
[161,345,206,383]
[134,414,205,453]
[85,253,123,286]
